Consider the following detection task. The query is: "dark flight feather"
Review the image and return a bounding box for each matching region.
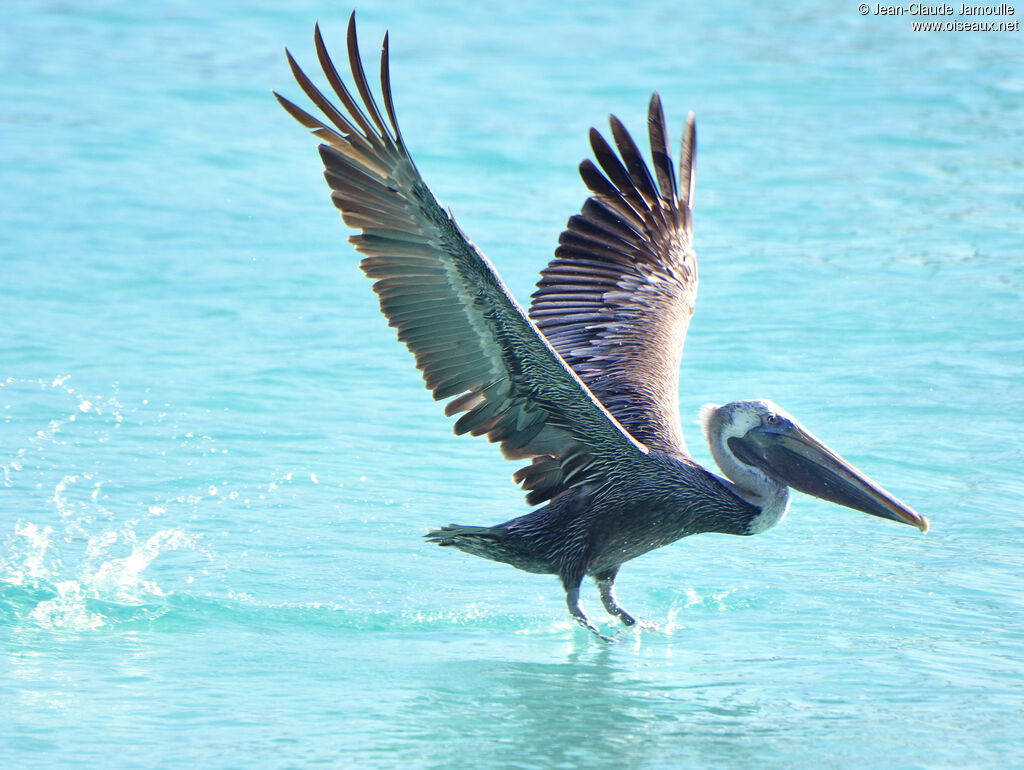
[279,12,653,508]
[530,98,698,456]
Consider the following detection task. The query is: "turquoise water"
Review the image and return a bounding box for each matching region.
[2,0,1023,766]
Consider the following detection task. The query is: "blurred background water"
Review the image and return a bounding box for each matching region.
[2,1,1022,767]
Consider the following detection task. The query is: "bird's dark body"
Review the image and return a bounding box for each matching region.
[278,13,928,638]
[428,451,755,584]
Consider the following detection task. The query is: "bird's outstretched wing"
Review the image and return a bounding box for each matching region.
[529,99,697,457]
[276,14,650,506]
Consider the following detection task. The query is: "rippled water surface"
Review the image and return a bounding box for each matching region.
[2,1,1022,767]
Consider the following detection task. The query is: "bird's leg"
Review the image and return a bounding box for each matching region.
[595,568,637,626]
[563,578,613,641]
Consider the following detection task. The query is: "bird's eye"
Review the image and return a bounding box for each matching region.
[765,413,779,425]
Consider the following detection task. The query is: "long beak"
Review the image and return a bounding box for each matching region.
[731,424,930,533]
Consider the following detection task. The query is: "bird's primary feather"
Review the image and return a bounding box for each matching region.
[530,101,698,459]
[274,13,652,511]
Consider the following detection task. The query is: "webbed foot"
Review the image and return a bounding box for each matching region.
[596,569,639,627]
[565,585,615,641]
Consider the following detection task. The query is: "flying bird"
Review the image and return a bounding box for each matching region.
[276,13,929,638]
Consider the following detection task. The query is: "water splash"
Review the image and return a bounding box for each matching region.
[2,518,200,632]
[1,375,123,489]
[0,376,205,631]
[1,375,336,633]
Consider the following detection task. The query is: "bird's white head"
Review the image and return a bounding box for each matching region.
[697,400,929,535]
[699,400,792,532]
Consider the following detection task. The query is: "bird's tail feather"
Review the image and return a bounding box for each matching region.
[424,524,548,574]
[425,524,508,555]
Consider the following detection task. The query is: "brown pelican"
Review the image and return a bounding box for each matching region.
[276,14,930,638]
